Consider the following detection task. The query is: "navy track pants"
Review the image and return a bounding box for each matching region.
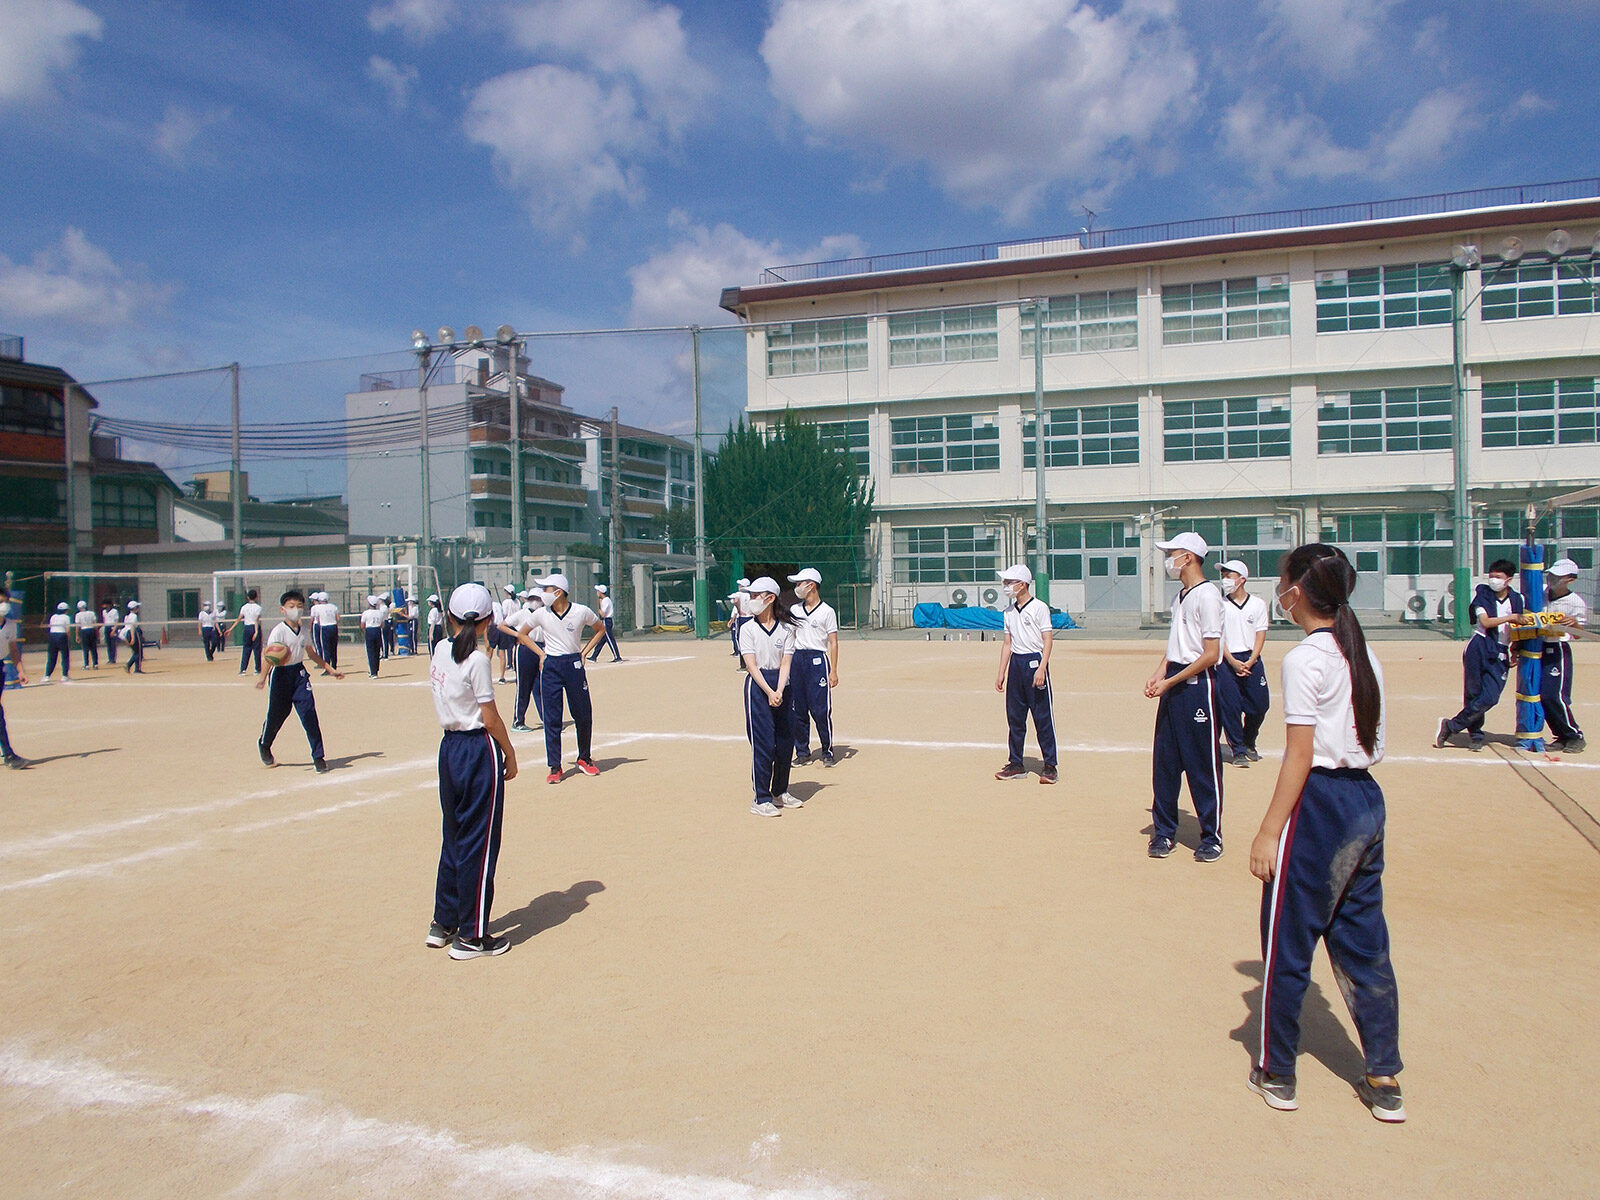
[1259,766,1401,1079]
[540,653,593,771]
[1542,642,1584,742]
[364,627,382,676]
[514,644,543,726]
[433,729,506,940]
[588,617,621,661]
[317,625,338,669]
[45,632,69,678]
[745,667,793,802]
[80,629,99,667]
[0,684,13,758]
[1216,656,1271,754]
[259,664,324,760]
[1444,636,1509,742]
[1004,651,1056,768]
[1151,662,1223,847]
[239,626,261,673]
[789,650,833,757]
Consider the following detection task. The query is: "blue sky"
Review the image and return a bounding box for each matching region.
[2,0,1597,455]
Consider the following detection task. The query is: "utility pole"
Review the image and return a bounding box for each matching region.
[417,343,433,578]
[609,405,621,594]
[230,362,243,572]
[63,382,79,576]
[1031,299,1050,602]
[1449,249,1475,640]
[691,326,708,638]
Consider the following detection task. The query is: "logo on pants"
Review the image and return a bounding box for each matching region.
[1193,708,1208,723]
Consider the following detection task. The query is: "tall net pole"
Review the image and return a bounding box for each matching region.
[692,326,708,638]
[230,362,243,572]
[417,344,433,577]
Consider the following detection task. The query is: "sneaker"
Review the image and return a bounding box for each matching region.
[4,755,28,769]
[575,758,599,777]
[1355,1076,1406,1123]
[777,792,805,808]
[995,762,1028,781]
[1434,718,1451,749]
[1468,739,1485,752]
[426,922,455,949]
[1195,841,1224,863]
[258,741,275,767]
[1244,747,1262,762]
[510,722,531,732]
[314,758,329,774]
[1148,835,1176,859]
[821,751,837,767]
[1229,753,1250,768]
[449,933,510,960]
[547,770,563,784]
[750,800,782,817]
[1219,745,1235,764]
[1039,765,1058,785]
[1563,736,1586,753]
[1247,1067,1299,1112]
[792,751,812,766]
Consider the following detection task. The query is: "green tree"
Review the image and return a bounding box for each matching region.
[704,412,875,584]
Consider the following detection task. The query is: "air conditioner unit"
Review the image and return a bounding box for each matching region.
[1402,590,1435,622]
[1437,593,1456,623]
[981,586,1001,607]
[949,587,970,607]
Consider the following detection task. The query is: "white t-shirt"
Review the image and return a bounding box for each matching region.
[502,605,545,644]
[312,601,339,627]
[265,620,311,666]
[359,608,384,629]
[490,599,505,625]
[1167,580,1225,665]
[1281,629,1385,771]
[1002,596,1052,657]
[430,643,494,731]
[428,606,444,630]
[1222,592,1270,655]
[1471,589,1517,648]
[598,595,615,619]
[198,610,215,629]
[74,609,97,632]
[49,612,71,634]
[0,618,17,660]
[533,602,598,656]
[1546,590,1588,643]
[791,599,839,654]
[738,617,796,671]
[239,602,263,628]
[123,613,140,639]
[102,608,120,627]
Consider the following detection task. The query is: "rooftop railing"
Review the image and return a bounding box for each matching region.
[757,177,1600,285]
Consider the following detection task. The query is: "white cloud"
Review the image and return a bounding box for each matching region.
[0,228,173,328]
[760,0,1198,221]
[367,0,453,42]
[627,212,865,327]
[152,103,231,164]
[0,0,103,104]
[366,55,418,110]
[1256,0,1398,79]
[1374,88,1480,177]
[466,0,712,230]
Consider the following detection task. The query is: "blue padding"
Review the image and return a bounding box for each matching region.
[911,603,1078,630]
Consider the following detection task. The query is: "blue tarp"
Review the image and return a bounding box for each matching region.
[912,603,1078,630]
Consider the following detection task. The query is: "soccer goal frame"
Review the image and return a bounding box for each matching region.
[210,564,437,614]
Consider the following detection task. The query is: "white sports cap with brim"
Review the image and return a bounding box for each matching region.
[595,584,608,593]
[1156,531,1209,558]
[448,583,494,621]
[1549,558,1581,577]
[541,573,571,594]
[367,595,380,605]
[56,602,67,610]
[788,568,822,585]
[77,600,87,608]
[736,577,751,589]
[1220,559,1249,577]
[127,600,140,608]
[747,576,781,596]
[999,564,1032,583]
[503,584,516,595]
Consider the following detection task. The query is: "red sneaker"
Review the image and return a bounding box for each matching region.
[576,758,600,777]
[546,770,562,784]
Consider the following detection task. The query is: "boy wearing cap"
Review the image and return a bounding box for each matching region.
[498,590,546,732]
[122,601,145,673]
[313,592,341,673]
[1435,560,1523,750]
[1216,559,1271,765]
[360,596,386,677]
[1144,532,1225,862]
[994,564,1057,784]
[45,603,71,680]
[587,584,623,663]
[1542,558,1587,752]
[102,601,120,665]
[729,578,752,662]
[198,602,218,661]
[523,574,605,782]
[788,567,839,766]
[75,600,99,669]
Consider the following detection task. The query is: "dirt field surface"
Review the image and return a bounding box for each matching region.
[2,633,1597,1199]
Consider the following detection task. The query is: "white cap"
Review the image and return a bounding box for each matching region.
[128,600,140,608]
[595,584,608,593]
[999,564,1032,583]
[788,568,822,585]
[448,583,494,621]
[747,576,781,596]
[736,577,751,589]
[1155,531,1209,558]
[427,593,439,602]
[56,602,68,611]
[1220,559,1249,578]
[1549,558,1581,577]
[367,595,380,606]
[542,573,571,594]
[503,584,516,595]
[76,600,87,609]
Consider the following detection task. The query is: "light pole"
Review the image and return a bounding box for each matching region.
[1026,298,1050,601]
[495,325,527,585]
[1448,244,1477,641]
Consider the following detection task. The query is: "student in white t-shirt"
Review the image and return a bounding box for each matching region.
[586,584,623,663]
[523,574,604,782]
[1246,543,1404,1125]
[428,582,517,960]
[360,596,386,677]
[102,602,121,665]
[427,594,445,654]
[254,588,342,772]
[993,564,1056,784]
[121,601,145,674]
[739,577,799,816]
[1216,559,1272,766]
[45,602,72,680]
[75,600,100,669]
[786,568,839,767]
[232,589,264,674]
[498,590,546,732]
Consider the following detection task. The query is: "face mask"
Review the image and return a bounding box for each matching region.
[1490,577,1512,593]
[0,602,9,619]
[284,607,304,622]
[1164,555,1184,580]
[1274,584,1300,620]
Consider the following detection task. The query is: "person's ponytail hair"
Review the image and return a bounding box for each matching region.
[1280,542,1381,755]
[449,612,485,664]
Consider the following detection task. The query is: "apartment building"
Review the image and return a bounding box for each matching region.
[719,182,1600,624]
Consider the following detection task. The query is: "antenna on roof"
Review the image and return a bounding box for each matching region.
[1080,206,1097,236]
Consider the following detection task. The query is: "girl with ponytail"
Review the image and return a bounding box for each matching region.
[1246,544,1406,1123]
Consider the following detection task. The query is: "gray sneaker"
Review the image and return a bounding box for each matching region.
[750,800,782,817]
[777,792,805,808]
[1244,747,1262,762]
[1248,1067,1298,1111]
[1434,718,1451,749]
[1148,835,1176,859]
[1355,1077,1406,1122]
[449,933,510,960]
[426,922,455,949]
[1195,841,1224,864]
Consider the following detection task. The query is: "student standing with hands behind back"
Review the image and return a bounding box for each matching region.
[993,564,1057,784]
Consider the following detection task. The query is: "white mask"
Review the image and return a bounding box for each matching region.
[284,607,304,622]
[0,601,9,619]
[1274,584,1300,620]
[1164,555,1184,580]
[1490,576,1512,593]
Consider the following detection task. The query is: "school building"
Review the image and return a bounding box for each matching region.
[719,180,1600,625]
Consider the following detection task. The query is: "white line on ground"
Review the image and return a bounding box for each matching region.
[0,840,204,893]
[0,1042,860,1200]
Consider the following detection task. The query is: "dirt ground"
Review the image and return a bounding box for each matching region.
[2,630,1597,1199]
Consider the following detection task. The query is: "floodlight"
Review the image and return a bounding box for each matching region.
[495,324,517,344]
[437,326,456,345]
[1451,244,1480,270]
[410,329,429,351]
[463,325,484,346]
[1545,230,1572,257]
[1499,235,1524,263]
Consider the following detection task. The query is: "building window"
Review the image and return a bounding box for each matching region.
[1160,517,1294,580]
[813,419,870,475]
[1326,511,1454,576]
[765,318,869,377]
[91,480,156,529]
[1023,403,1140,468]
[168,589,200,620]
[888,306,998,366]
[1482,378,1599,447]
[1315,263,1452,332]
[1481,508,1600,571]
[0,385,64,436]
[1037,520,1139,581]
[1162,277,1289,344]
[890,414,1000,473]
[892,525,1002,584]
[1020,290,1138,355]
[0,474,65,522]
[1318,386,1453,454]
[1163,397,1290,462]
[552,515,570,531]
[1482,261,1600,321]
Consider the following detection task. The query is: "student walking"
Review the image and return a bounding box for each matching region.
[787,568,839,767]
[993,564,1057,784]
[587,584,623,662]
[526,574,604,783]
[498,590,545,732]
[313,592,341,672]
[428,582,518,960]
[198,602,218,660]
[1435,560,1523,750]
[1247,543,1405,1123]
[1145,532,1225,862]
[102,602,120,665]
[234,590,264,674]
[0,587,28,768]
[739,577,799,816]
[427,594,445,654]
[122,601,145,673]
[75,601,99,668]
[1542,557,1587,752]
[1216,559,1271,766]
[493,584,518,681]
[45,603,71,680]
[255,589,343,773]
[379,594,396,659]
[360,596,385,677]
